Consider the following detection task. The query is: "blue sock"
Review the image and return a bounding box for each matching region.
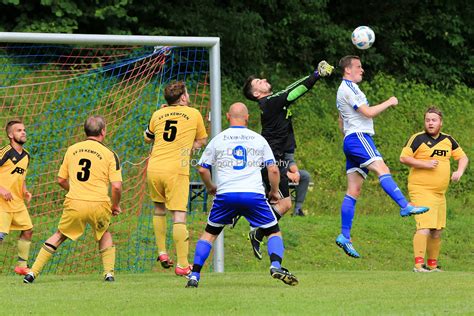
[379,174,408,208]
[191,239,212,279]
[341,194,357,239]
[267,235,284,269]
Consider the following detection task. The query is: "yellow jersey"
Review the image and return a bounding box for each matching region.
[400,131,466,193]
[0,145,30,212]
[58,139,122,202]
[145,105,207,175]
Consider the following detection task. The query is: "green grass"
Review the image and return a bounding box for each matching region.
[223,213,474,272]
[1,271,473,315]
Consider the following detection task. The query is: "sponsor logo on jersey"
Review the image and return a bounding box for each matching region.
[430,149,448,157]
[11,166,26,174]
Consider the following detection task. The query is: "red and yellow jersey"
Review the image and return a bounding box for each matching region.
[400,131,466,193]
[0,145,30,212]
[145,105,207,175]
[58,139,122,202]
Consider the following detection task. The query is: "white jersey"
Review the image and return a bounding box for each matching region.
[198,126,275,195]
[336,79,374,136]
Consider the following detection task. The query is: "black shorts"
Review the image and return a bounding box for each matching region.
[261,160,290,199]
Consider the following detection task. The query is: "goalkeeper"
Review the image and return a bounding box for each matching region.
[242,60,334,259]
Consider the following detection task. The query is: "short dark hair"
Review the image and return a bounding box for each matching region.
[5,119,23,135]
[243,75,258,101]
[164,81,187,105]
[339,55,360,74]
[84,115,106,136]
[425,106,443,120]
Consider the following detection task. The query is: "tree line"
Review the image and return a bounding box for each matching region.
[0,0,472,87]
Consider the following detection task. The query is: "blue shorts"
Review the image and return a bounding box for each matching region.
[208,192,278,229]
[343,132,383,178]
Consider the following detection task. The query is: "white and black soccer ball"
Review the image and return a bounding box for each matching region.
[351,26,375,50]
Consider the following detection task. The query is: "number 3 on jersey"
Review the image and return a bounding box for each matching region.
[77,158,91,181]
[163,120,178,142]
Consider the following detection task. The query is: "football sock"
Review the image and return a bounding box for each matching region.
[100,246,116,276]
[427,236,441,268]
[173,222,189,267]
[31,243,56,275]
[191,240,212,279]
[341,194,357,239]
[17,238,31,268]
[379,174,408,208]
[192,240,212,271]
[267,235,284,269]
[413,233,428,268]
[153,215,167,254]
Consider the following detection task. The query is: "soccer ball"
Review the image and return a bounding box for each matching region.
[351,26,375,50]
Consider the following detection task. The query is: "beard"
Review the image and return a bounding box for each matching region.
[14,135,26,145]
[425,126,441,137]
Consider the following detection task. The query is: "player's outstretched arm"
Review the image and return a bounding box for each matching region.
[357,96,398,118]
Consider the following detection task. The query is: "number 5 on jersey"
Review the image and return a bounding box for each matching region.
[163,120,178,142]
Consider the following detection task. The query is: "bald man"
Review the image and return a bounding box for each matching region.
[185,102,298,288]
[24,115,123,283]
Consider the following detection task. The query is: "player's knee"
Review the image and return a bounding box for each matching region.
[279,198,292,213]
[205,224,223,236]
[0,232,7,241]
[299,170,311,182]
[21,229,33,240]
[347,188,361,198]
[430,229,443,238]
[260,224,280,237]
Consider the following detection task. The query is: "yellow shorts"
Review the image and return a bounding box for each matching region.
[0,207,33,233]
[409,190,446,230]
[147,171,189,211]
[58,199,112,241]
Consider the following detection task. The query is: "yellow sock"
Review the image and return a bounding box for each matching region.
[100,246,116,276]
[17,238,31,268]
[413,233,428,268]
[173,223,189,267]
[31,244,56,276]
[427,236,441,268]
[153,215,167,254]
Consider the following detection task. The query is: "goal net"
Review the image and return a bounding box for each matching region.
[0,35,218,275]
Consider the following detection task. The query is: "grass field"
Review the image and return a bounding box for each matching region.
[1,271,473,315]
[2,211,473,315]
